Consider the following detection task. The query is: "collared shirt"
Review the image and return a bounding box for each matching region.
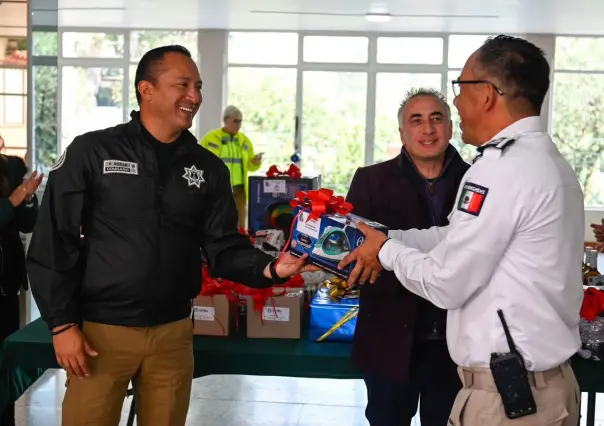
[379,116,585,372]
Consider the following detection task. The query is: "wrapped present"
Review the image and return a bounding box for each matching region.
[246,284,304,339]
[287,188,388,279]
[309,277,360,342]
[194,266,239,336]
[248,164,321,238]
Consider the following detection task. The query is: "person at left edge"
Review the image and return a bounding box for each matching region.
[25,44,310,426]
[0,146,42,426]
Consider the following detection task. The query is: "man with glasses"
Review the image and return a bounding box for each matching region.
[201,105,263,229]
[339,35,583,425]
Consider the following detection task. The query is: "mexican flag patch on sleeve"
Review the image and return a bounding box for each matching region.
[457,182,488,216]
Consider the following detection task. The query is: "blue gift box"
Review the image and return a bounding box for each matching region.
[309,287,359,342]
[289,206,388,279]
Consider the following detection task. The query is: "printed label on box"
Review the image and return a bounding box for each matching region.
[193,306,215,321]
[263,180,287,194]
[297,212,321,239]
[262,306,290,322]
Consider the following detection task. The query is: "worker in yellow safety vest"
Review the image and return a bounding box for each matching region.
[200,105,263,229]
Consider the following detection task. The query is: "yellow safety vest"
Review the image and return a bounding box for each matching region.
[200,128,261,199]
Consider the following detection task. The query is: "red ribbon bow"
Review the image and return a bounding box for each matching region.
[580,287,604,322]
[266,164,302,179]
[290,188,354,222]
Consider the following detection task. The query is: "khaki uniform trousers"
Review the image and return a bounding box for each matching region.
[233,185,247,230]
[448,361,580,426]
[62,318,194,426]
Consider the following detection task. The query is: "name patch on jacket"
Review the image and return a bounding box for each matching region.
[103,160,139,175]
[457,182,488,216]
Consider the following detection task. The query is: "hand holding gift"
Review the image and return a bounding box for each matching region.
[337,221,387,286]
[263,251,321,282]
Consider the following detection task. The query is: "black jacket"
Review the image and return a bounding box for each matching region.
[0,155,39,296]
[26,112,275,330]
[346,145,470,382]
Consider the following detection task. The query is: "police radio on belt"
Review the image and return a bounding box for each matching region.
[489,309,537,419]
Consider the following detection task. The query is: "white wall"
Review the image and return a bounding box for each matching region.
[197,30,228,137]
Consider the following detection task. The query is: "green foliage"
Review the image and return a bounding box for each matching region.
[301,72,366,195]
[552,73,604,205]
[227,67,297,176]
[555,37,604,71]
[229,69,366,195]
[32,32,58,56]
[33,65,58,173]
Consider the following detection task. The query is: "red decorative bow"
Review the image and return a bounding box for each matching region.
[266,164,302,179]
[290,188,354,222]
[580,287,604,322]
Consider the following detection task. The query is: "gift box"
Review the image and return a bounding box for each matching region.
[192,294,235,336]
[246,286,304,339]
[288,189,388,279]
[309,278,359,342]
[248,164,321,238]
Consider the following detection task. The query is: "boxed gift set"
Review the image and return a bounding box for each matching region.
[288,189,388,279]
[309,277,359,342]
[248,164,321,237]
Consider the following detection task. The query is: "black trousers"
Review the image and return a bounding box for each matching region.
[0,294,19,426]
[363,339,461,426]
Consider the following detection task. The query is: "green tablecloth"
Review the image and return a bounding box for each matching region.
[0,317,360,412]
[2,318,604,414]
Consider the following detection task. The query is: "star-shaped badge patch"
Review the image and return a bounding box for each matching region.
[182,165,205,188]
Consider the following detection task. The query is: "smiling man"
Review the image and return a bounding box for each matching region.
[346,88,469,426]
[340,36,583,426]
[27,45,309,426]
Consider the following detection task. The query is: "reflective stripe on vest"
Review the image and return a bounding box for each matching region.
[223,158,243,164]
[221,138,244,186]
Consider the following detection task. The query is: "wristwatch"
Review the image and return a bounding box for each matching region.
[269,259,290,285]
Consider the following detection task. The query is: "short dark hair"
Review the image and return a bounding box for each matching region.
[134,45,192,105]
[398,87,451,125]
[475,35,550,113]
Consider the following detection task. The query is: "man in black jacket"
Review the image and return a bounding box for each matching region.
[346,88,470,426]
[26,45,308,426]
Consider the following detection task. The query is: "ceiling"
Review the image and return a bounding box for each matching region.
[0,0,598,35]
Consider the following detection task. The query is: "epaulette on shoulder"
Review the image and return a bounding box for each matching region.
[472,137,516,164]
[481,137,516,152]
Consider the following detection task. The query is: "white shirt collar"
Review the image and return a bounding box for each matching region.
[481,116,544,146]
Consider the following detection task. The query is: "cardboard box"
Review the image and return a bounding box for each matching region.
[309,286,359,342]
[248,175,321,238]
[246,287,304,339]
[289,208,389,279]
[192,294,233,337]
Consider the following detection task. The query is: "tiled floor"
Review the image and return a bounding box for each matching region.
[11,369,604,425]
[12,369,394,426]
